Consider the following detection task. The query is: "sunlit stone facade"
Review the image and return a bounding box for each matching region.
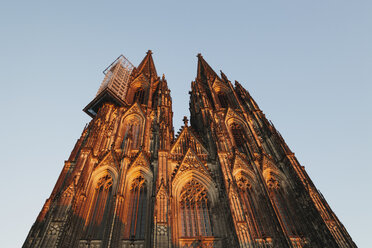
[23,51,356,248]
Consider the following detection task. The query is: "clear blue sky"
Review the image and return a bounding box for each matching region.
[0,1,371,247]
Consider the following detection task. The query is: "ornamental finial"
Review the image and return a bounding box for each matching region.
[183,116,189,126]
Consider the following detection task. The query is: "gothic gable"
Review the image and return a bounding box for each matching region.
[123,102,145,120]
[125,151,153,185]
[94,150,120,171]
[62,183,75,198]
[225,107,245,125]
[232,152,254,177]
[130,73,150,89]
[170,126,208,159]
[212,77,229,92]
[171,148,212,181]
[261,154,281,172]
[156,180,168,198]
[128,151,150,171]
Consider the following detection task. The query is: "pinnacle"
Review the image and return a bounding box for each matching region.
[196,53,218,81]
[136,50,158,79]
[183,116,189,126]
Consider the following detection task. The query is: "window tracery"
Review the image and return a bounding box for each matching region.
[217,91,229,108]
[85,174,113,239]
[236,176,264,238]
[118,116,142,150]
[229,122,259,157]
[126,176,147,240]
[179,180,213,237]
[90,175,113,223]
[133,88,145,104]
[266,174,297,237]
[128,121,141,149]
[230,123,250,155]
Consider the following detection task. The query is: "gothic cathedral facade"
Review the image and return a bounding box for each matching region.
[23,51,356,248]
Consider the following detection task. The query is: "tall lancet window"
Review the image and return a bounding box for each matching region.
[236,176,264,238]
[230,122,259,156]
[217,92,229,108]
[129,122,141,149]
[133,88,145,104]
[266,174,298,237]
[127,176,147,239]
[118,117,142,151]
[87,174,113,238]
[180,180,213,237]
[230,123,250,155]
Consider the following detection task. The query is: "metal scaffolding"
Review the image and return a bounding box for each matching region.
[96,55,135,102]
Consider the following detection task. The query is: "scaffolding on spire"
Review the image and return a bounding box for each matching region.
[96,55,134,100]
[84,55,135,117]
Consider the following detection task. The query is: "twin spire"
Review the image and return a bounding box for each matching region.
[84,50,226,117]
[136,50,224,84]
[136,50,225,83]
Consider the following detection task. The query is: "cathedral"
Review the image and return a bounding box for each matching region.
[23,51,356,248]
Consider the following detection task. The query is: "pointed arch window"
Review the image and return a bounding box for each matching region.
[266,175,298,236]
[230,122,260,157]
[133,88,145,104]
[230,123,249,153]
[217,92,229,108]
[236,176,264,238]
[128,122,141,149]
[86,174,113,238]
[117,115,143,151]
[180,180,213,237]
[127,176,147,240]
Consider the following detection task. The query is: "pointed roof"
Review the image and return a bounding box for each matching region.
[136,50,158,80]
[156,179,168,197]
[171,148,212,180]
[196,53,218,82]
[94,149,121,171]
[171,122,208,159]
[128,151,151,170]
[232,152,254,175]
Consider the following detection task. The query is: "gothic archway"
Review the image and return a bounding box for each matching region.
[133,88,145,104]
[82,172,115,240]
[225,118,260,158]
[179,179,213,237]
[263,169,302,239]
[116,113,144,150]
[125,175,148,240]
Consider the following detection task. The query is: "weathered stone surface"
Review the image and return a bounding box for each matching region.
[23,52,356,248]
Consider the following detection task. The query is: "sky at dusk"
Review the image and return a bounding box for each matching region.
[0,1,371,247]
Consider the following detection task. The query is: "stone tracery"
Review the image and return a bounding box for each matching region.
[179,180,213,238]
[23,51,356,248]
